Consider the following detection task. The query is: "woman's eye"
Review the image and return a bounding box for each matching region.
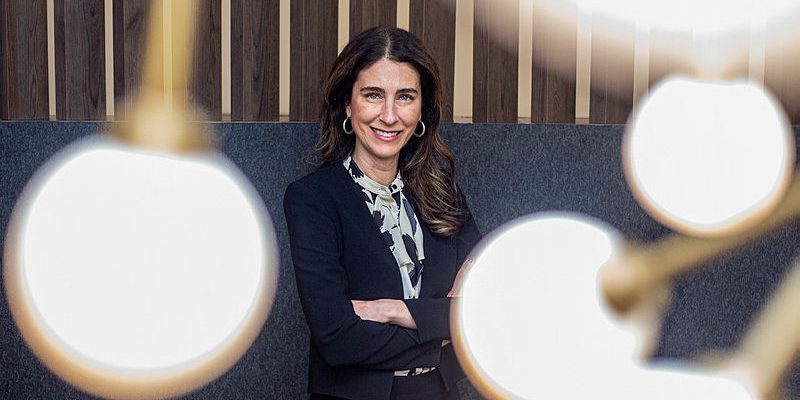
[398,94,414,102]
[366,92,382,100]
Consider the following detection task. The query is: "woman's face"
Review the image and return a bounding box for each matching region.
[347,58,422,169]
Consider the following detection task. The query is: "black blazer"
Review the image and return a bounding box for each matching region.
[284,164,482,400]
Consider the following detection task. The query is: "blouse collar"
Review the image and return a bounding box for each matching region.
[343,155,404,197]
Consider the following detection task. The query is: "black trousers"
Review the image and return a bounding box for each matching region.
[309,370,460,400]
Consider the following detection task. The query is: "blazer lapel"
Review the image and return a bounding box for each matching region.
[402,188,456,298]
[333,164,456,298]
[333,165,399,271]
[417,211,455,297]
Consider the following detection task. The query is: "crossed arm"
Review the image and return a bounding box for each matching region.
[284,180,480,368]
[352,299,418,329]
[351,215,479,329]
[351,270,468,347]
[351,256,473,329]
[285,181,444,369]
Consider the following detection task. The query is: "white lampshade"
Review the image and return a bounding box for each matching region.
[624,77,794,236]
[4,135,278,399]
[451,212,754,399]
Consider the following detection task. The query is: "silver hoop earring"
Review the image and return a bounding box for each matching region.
[342,116,354,134]
[413,120,426,137]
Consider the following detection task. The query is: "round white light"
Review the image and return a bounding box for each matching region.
[452,213,627,398]
[4,135,278,399]
[624,77,793,237]
[452,213,754,399]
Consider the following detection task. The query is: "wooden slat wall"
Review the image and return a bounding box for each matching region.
[54,0,105,120]
[5,2,800,126]
[0,0,49,120]
[350,0,396,38]
[473,0,518,123]
[289,0,338,121]
[231,0,280,121]
[531,3,576,123]
[114,0,221,120]
[589,15,634,124]
[186,0,221,120]
[113,0,151,119]
[410,0,456,122]
[648,30,693,90]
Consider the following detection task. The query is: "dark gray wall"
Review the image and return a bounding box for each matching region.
[1,122,800,399]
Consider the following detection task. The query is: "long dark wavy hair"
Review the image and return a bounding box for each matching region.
[313,27,469,236]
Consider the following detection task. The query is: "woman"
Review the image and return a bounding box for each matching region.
[284,27,481,400]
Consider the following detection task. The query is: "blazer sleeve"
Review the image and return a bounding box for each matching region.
[284,180,442,370]
[403,211,483,343]
[456,212,483,265]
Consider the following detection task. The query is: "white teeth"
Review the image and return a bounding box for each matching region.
[372,128,398,138]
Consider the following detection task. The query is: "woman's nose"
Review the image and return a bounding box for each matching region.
[379,100,398,125]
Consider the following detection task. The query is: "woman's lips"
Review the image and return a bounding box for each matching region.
[371,127,402,142]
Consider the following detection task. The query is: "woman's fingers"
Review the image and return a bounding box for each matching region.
[351,299,417,329]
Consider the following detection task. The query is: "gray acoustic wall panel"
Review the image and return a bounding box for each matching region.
[1,122,799,399]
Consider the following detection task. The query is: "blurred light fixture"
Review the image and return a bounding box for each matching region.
[4,136,277,398]
[451,213,753,399]
[3,2,278,398]
[624,77,794,236]
[453,1,800,397]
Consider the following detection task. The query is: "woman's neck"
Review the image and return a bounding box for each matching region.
[351,152,398,187]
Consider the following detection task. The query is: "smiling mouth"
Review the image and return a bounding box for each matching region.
[371,127,401,139]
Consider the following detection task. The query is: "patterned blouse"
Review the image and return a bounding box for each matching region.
[343,155,425,299]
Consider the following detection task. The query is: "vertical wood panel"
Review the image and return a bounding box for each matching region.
[589,16,634,124]
[0,0,49,120]
[113,0,152,119]
[766,41,800,125]
[290,0,337,121]
[727,33,751,82]
[410,0,455,122]
[185,0,221,119]
[648,30,693,89]
[350,0,396,38]
[531,3,576,123]
[472,0,518,123]
[54,0,106,120]
[231,0,280,121]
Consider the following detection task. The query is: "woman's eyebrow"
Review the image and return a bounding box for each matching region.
[359,86,419,94]
[359,86,385,93]
[397,88,419,94]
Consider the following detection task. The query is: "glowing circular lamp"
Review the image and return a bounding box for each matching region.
[624,77,794,237]
[4,135,278,399]
[452,213,626,398]
[451,212,753,399]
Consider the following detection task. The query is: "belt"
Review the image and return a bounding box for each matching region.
[393,367,436,377]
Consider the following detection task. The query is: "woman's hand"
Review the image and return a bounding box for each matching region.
[352,299,417,329]
[448,258,473,297]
